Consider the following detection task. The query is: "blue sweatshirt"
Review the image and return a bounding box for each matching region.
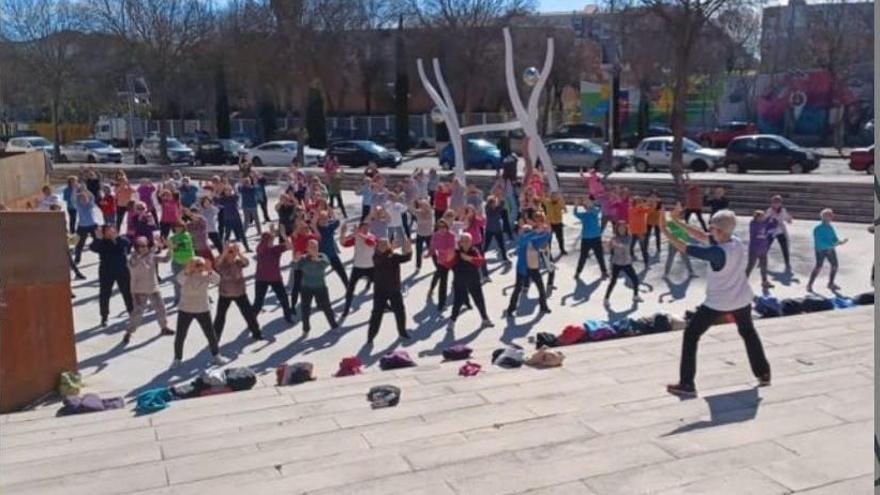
[813,222,839,251]
[573,205,601,239]
[515,230,551,275]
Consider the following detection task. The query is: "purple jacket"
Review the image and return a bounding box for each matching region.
[749,217,777,255]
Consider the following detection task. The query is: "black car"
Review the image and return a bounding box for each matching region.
[549,122,604,140]
[620,125,673,148]
[193,140,228,165]
[723,135,820,174]
[326,140,403,167]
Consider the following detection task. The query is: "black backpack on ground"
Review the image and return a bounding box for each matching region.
[781,298,804,316]
[801,295,834,313]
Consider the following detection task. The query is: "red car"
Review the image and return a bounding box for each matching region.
[849,145,874,174]
[698,122,757,148]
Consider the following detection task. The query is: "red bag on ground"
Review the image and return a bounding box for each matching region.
[335,357,364,377]
[557,325,587,346]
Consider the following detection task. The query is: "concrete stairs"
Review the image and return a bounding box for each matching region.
[0,307,873,495]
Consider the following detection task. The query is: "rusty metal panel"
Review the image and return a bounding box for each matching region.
[0,212,70,285]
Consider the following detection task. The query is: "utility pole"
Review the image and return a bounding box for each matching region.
[126,74,136,151]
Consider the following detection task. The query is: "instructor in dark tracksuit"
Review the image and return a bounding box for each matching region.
[662,207,771,398]
[90,225,134,327]
[367,236,413,344]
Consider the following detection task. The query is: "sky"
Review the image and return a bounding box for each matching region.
[538,0,593,12]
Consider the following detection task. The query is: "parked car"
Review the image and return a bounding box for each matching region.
[230,133,254,148]
[328,128,362,144]
[697,121,757,148]
[549,122,604,141]
[632,137,724,173]
[245,140,325,167]
[326,140,402,168]
[217,139,246,164]
[849,145,874,174]
[192,140,228,165]
[180,130,213,147]
[620,125,673,148]
[59,139,123,163]
[439,138,502,170]
[723,135,820,174]
[135,137,195,165]
[5,136,54,154]
[368,130,422,149]
[545,138,630,171]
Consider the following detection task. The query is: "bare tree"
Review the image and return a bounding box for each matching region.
[89,0,214,164]
[636,0,739,193]
[1,0,87,159]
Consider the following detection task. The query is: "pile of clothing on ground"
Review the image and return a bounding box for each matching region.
[136,367,257,414]
[531,312,686,350]
[754,292,873,318]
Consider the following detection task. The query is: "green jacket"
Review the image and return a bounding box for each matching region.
[296,254,330,289]
[170,231,195,265]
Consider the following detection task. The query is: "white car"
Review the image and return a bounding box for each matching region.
[60,139,123,163]
[632,136,724,173]
[244,140,325,167]
[5,136,54,154]
[135,137,195,165]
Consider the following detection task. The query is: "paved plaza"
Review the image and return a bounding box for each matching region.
[0,190,875,494]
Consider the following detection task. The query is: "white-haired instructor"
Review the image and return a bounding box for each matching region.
[661,207,771,398]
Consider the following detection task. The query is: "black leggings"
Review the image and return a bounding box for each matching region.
[214,295,261,340]
[483,231,508,262]
[208,232,223,253]
[550,223,566,254]
[768,233,791,268]
[175,311,219,360]
[429,262,450,309]
[604,264,639,299]
[329,193,347,218]
[115,206,127,231]
[451,280,488,321]
[344,267,374,315]
[253,281,293,318]
[300,286,338,333]
[685,209,707,231]
[258,198,271,222]
[223,220,250,250]
[67,208,78,233]
[415,235,432,269]
[679,305,770,388]
[630,234,649,264]
[328,255,349,287]
[507,270,549,313]
[575,238,607,277]
[289,268,303,311]
[647,225,662,255]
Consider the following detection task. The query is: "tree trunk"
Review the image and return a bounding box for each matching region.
[670,52,690,200]
[51,95,61,161]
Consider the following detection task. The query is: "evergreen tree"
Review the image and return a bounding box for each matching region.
[305,80,327,149]
[393,16,410,152]
[214,63,231,139]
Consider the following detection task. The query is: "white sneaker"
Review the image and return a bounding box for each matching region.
[210,355,229,366]
[482,319,495,328]
[169,359,182,370]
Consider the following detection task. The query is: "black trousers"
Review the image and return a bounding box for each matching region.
[175,311,219,360]
[328,255,349,287]
[344,267,374,315]
[73,226,97,264]
[360,204,371,222]
[429,262,450,309]
[328,193,347,218]
[214,294,261,340]
[630,234,649,264]
[451,280,488,321]
[69,250,85,278]
[604,263,639,299]
[507,270,549,313]
[679,305,770,388]
[415,235,432,269]
[289,268,304,310]
[301,286,337,333]
[67,208,77,233]
[253,280,293,318]
[685,209,708,231]
[368,291,407,341]
[768,233,791,268]
[99,270,133,319]
[550,223,566,254]
[258,198,271,222]
[484,231,509,262]
[575,237,607,277]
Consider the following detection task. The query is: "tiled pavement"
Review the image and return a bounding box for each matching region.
[0,307,873,494]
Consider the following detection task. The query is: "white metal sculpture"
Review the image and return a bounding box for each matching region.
[417,27,558,191]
